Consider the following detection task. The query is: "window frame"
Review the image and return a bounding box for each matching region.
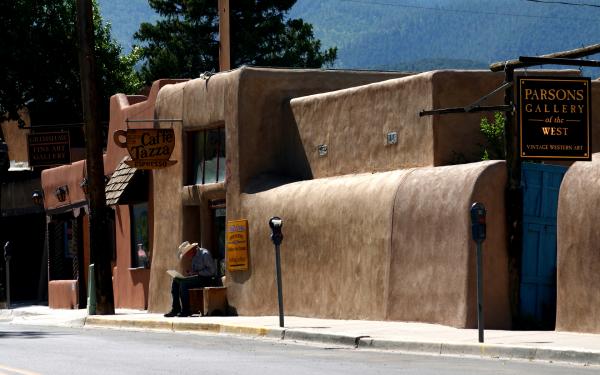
[187,126,225,185]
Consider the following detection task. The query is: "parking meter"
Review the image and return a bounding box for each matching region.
[470,203,486,242]
[269,217,283,246]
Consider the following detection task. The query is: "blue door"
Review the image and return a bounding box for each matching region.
[520,162,567,329]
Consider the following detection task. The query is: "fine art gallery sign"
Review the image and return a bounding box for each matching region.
[27,131,71,167]
[517,76,591,160]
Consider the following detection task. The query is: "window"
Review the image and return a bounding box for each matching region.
[131,202,149,268]
[189,127,225,185]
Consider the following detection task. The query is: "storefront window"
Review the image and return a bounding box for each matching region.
[131,202,149,268]
[190,127,225,185]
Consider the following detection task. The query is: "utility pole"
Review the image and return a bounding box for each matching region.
[219,0,231,71]
[76,0,114,314]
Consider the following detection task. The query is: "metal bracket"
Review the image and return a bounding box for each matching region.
[419,81,513,117]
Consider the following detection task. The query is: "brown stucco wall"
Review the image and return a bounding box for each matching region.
[556,153,600,332]
[387,160,509,328]
[289,70,507,179]
[224,161,509,327]
[149,67,411,312]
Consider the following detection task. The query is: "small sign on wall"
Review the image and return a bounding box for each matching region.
[226,219,249,271]
[27,131,71,167]
[517,76,592,160]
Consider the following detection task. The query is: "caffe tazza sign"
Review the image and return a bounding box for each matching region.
[517,76,591,160]
[114,128,177,169]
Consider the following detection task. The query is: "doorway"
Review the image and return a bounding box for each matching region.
[210,199,226,277]
[520,162,567,329]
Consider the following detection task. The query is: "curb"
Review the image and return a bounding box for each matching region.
[358,338,600,366]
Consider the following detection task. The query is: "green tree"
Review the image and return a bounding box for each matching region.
[0,0,142,124]
[480,112,505,160]
[134,0,337,83]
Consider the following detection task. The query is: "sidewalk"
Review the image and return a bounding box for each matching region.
[1,305,600,367]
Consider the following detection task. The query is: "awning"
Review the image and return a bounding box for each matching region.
[105,157,145,206]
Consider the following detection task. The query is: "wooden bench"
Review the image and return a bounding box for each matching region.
[189,287,227,316]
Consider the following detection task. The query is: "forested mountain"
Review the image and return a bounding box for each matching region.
[98,0,600,73]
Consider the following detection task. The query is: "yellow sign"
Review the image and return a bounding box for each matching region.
[226,219,249,271]
[113,128,177,169]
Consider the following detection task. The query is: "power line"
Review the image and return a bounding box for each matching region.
[524,0,600,8]
[336,0,600,22]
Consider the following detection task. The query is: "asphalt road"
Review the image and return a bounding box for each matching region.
[0,323,597,375]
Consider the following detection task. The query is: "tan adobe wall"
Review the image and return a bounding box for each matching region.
[149,67,411,312]
[556,153,600,333]
[290,73,436,177]
[387,160,509,328]
[227,160,509,328]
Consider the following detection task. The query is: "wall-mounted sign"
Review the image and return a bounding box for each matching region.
[27,131,71,167]
[226,219,249,272]
[114,128,177,169]
[517,76,591,160]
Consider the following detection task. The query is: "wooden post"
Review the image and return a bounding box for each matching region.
[76,0,114,315]
[502,68,522,326]
[218,0,231,72]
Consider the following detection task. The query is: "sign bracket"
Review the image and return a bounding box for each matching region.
[419,82,513,117]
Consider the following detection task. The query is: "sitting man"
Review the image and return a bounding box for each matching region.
[165,241,217,317]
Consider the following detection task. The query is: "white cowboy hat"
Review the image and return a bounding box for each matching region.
[177,241,198,259]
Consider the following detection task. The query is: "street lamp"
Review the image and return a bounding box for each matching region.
[55,186,68,202]
[31,190,44,206]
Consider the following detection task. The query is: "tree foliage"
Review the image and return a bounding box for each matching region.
[0,0,141,124]
[134,0,337,83]
[480,112,505,161]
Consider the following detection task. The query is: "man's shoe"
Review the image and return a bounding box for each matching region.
[177,311,192,317]
[164,310,180,317]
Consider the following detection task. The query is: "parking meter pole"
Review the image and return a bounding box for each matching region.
[269,217,284,328]
[470,202,486,344]
[476,240,484,343]
[4,259,10,309]
[274,243,284,328]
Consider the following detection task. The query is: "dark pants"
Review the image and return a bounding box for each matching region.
[170,275,215,313]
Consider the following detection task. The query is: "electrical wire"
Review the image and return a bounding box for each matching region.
[524,0,600,8]
[336,0,600,22]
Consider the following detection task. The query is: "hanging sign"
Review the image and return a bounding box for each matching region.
[113,128,177,169]
[226,219,249,272]
[27,131,71,167]
[517,76,591,160]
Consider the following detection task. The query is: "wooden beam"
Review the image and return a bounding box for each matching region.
[490,43,600,72]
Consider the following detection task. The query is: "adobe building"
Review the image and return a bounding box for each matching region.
[40,80,183,309]
[33,66,600,333]
[149,67,514,329]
